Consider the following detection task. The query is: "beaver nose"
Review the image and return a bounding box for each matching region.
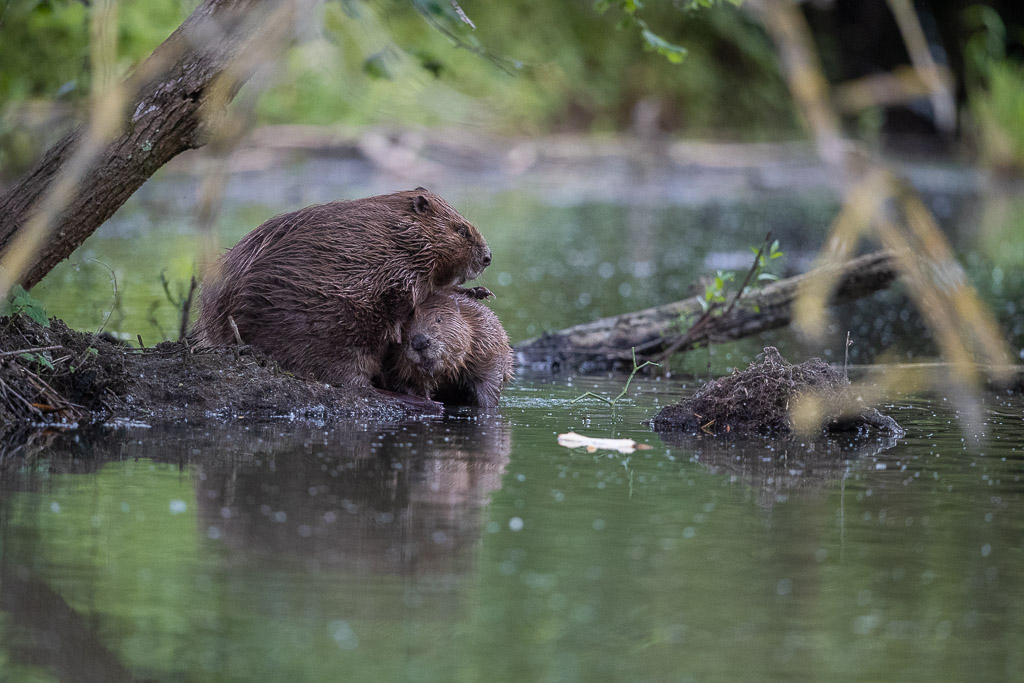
[482,249,491,267]
[411,334,430,351]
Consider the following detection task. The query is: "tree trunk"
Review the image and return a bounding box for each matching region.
[0,0,287,290]
[514,250,900,372]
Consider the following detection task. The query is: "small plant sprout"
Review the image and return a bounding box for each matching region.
[572,348,661,407]
[2,285,50,327]
[698,270,736,312]
[752,238,784,284]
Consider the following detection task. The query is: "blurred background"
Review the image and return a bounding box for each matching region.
[1,0,1023,366]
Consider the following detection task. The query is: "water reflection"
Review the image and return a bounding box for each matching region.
[658,430,900,509]
[0,417,510,680]
[196,419,510,576]
[4,418,510,574]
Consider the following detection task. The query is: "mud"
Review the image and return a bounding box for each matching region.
[651,346,903,437]
[0,315,409,432]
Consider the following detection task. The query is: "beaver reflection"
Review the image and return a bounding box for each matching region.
[195,419,511,576]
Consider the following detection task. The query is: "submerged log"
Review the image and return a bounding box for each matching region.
[515,250,899,372]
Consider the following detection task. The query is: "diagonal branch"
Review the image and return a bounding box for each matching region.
[0,0,297,292]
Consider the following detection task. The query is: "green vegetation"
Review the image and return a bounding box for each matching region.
[0,0,794,177]
[964,6,1024,172]
[688,236,783,323]
[1,283,49,327]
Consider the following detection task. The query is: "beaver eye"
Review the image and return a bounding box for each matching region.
[457,225,469,239]
[435,315,443,323]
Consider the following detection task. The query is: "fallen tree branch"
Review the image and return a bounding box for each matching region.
[0,345,64,358]
[0,0,296,291]
[514,250,900,372]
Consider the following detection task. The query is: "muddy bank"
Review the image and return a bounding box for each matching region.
[0,316,409,431]
[652,346,903,437]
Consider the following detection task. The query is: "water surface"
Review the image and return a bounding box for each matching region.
[4,157,1024,681]
[1,377,1022,681]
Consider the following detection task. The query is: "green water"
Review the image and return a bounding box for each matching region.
[1,379,1023,681]
[4,161,1024,680]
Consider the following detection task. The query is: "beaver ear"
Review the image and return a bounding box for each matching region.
[414,186,428,192]
[412,193,430,215]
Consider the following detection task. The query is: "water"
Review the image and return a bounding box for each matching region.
[2,378,1023,681]
[4,157,1024,680]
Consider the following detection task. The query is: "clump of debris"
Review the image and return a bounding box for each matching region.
[652,346,902,437]
[0,315,411,432]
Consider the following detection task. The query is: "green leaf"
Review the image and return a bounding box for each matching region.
[20,352,54,371]
[4,284,49,327]
[25,305,50,327]
[641,29,687,64]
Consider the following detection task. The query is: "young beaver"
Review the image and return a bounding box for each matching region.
[194,189,491,388]
[380,291,514,408]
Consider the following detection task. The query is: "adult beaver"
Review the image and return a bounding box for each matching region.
[194,189,491,388]
[380,290,514,408]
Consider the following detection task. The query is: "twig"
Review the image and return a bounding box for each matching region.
[0,345,63,358]
[228,315,243,346]
[844,330,852,380]
[84,258,118,336]
[0,376,43,416]
[178,274,198,341]
[722,232,771,318]
[572,348,660,407]
[652,233,772,364]
[137,334,145,349]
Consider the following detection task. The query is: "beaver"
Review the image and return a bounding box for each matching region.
[194,189,491,388]
[380,290,514,408]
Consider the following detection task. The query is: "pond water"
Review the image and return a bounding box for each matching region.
[3,156,1024,680]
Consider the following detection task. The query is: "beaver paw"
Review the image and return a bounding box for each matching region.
[456,286,494,300]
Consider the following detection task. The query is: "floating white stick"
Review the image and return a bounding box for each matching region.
[556,431,651,454]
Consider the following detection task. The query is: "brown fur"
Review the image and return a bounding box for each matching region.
[194,189,490,387]
[380,291,514,408]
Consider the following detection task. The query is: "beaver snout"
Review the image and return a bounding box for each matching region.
[411,334,431,351]
[461,246,491,282]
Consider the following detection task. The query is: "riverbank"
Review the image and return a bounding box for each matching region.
[0,315,409,432]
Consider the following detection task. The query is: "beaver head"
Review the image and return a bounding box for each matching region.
[401,294,473,379]
[400,188,491,288]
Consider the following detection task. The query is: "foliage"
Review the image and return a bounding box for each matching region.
[594,0,744,64]
[963,6,1024,171]
[689,237,783,323]
[1,283,50,327]
[697,269,735,312]
[0,0,794,148]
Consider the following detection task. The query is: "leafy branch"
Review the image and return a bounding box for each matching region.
[573,347,661,407]
[594,0,745,64]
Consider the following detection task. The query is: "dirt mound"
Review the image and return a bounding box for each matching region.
[652,346,902,436]
[0,315,410,431]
